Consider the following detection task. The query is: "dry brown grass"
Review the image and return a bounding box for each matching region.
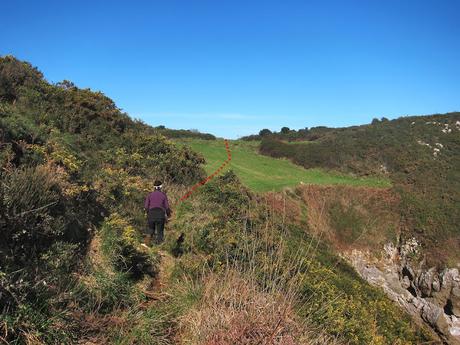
[174,222,343,345]
[264,191,302,225]
[177,269,340,345]
[297,185,400,252]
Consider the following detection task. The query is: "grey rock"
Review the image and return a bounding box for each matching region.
[343,245,460,344]
[450,316,460,337]
[441,269,459,291]
[418,267,437,297]
[402,275,411,289]
[451,286,460,317]
[421,302,447,333]
[433,275,441,292]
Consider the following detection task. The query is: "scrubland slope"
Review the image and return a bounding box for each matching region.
[0,56,436,344]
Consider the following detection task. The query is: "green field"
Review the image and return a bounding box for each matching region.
[178,139,391,192]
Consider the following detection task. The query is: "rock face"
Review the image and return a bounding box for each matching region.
[344,239,460,344]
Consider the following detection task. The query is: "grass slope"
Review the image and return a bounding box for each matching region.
[179,139,390,192]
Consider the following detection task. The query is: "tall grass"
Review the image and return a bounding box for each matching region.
[174,204,343,345]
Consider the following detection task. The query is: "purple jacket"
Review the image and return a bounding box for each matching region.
[144,190,171,216]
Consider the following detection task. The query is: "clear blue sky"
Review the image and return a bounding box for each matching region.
[1,0,459,138]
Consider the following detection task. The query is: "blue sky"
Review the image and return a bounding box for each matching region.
[1,0,459,138]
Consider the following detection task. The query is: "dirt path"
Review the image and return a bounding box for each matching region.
[141,249,176,303]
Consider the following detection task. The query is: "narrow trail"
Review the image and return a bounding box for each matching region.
[153,250,175,292]
[140,249,176,303]
[143,140,232,301]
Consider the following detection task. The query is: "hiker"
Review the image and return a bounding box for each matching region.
[143,180,172,246]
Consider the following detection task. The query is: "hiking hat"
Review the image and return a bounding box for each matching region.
[154,180,163,189]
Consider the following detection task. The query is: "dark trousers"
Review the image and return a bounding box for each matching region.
[147,220,165,244]
[146,208,166,244]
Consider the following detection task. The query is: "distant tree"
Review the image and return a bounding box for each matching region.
[259,129,272,136]
[156,125,166,130]
[281,127,290,134]
[298,127,309,136]
[381,117,389,122]
[371,118,380,125]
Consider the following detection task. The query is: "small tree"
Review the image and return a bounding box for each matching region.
[259,129,272,137]
[280,127,290,134]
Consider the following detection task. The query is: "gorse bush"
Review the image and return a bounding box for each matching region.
[1,166,78,305]
[201,170,251,219]
[0,56,206,186]
[100,213,159,279]
[0,55,43,102]
[0,164,94,344]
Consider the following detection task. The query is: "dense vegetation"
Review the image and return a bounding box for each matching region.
[257,114,460,265]
[152,125,216,140]
[0,56,435,344]
[242,125,342,142]
[0,55,205,343]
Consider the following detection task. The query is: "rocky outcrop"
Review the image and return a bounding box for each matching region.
[344,239,460,344]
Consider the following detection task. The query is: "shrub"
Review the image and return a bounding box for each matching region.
[1,166,66,292]
[100,213,159,280]
[0,55,44,102]
[72,269,140,314]
[201,171,251,219]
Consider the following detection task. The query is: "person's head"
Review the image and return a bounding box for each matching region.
[154,180,163,190]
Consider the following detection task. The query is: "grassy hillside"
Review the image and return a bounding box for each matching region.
[179,138,390,191]
[257,114,460,265]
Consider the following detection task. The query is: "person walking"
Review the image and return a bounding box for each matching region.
[143,180,171,246]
